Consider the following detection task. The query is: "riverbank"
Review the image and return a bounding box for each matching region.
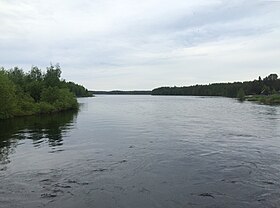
[246,94,280,105]
[0,92,79,120]
[0,65,91,120]
[151,74,279,101]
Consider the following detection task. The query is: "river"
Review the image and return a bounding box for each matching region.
[0,95,280,208]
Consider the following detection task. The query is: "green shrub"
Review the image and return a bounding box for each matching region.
[38,102,56,113]
[237,88,245,101]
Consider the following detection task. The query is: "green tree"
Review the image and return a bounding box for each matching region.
[44,64,62,87]
[0,65,91,119]
[7,67,26,90]
[266,74,278,81]
[0,71,16,119]
[26,81,44,102]
[41,86,61,104]
[29,66,43,81]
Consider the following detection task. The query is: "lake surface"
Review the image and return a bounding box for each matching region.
[0,95,280,208]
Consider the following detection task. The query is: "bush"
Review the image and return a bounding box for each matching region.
[38,102,56,113]
[237,88,245,101]
[41,87,78,110]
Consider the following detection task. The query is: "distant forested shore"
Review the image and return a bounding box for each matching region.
[93,90,151,95]
[0,64,92,119]
[152,74,280,104]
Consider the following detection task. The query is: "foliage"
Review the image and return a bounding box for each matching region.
[92,90,151,95]
[64,81,93,97]
[247,94,280,105]
[44,64,62,87]
[0,64,90,119]
[237,88,245,101]
[152,73,280,100]
[41,87,79,111]
[0,71,16,119]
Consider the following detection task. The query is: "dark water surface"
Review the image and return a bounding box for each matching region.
[0,95,280,208]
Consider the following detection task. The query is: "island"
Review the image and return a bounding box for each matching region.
[0,64,92,119]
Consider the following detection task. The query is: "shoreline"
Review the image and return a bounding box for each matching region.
[245,94,280,105]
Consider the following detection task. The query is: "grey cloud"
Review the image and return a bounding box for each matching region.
[0,0,280,89]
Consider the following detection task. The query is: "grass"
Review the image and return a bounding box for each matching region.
[246,94,280,105]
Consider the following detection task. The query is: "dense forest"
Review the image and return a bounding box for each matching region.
[93,90,151,95]
[152,74,280,98]
[0,64,92,119]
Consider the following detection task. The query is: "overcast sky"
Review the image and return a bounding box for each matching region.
[1,0,280,90]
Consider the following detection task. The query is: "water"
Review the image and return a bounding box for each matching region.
[0,95,280,208]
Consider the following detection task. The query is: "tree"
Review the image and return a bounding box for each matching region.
[0,65,91,119]
[29,66,43,81]
[0,71,16,118]
[7,67,26,90]
[25,66,44,102]
[26,81,43,102]
[266,74,278,81]
[44,63,62,87]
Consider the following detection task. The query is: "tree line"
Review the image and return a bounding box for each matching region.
[93,90,151,95]
[151,74,280,98]
[0,64,92,119]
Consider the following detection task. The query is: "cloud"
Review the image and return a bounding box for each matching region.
[0,0,280,89]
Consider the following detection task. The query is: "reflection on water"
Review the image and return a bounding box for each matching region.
[0,96,280,208]
[0,110,77,168]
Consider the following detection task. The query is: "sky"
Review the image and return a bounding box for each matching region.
[0,0,280,90]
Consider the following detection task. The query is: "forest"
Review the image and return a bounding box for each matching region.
[0,64,92,119]
[152,74,280,99]
[93,90,151,95]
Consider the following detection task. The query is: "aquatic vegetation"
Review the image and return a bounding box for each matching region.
[246,94,280,105]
